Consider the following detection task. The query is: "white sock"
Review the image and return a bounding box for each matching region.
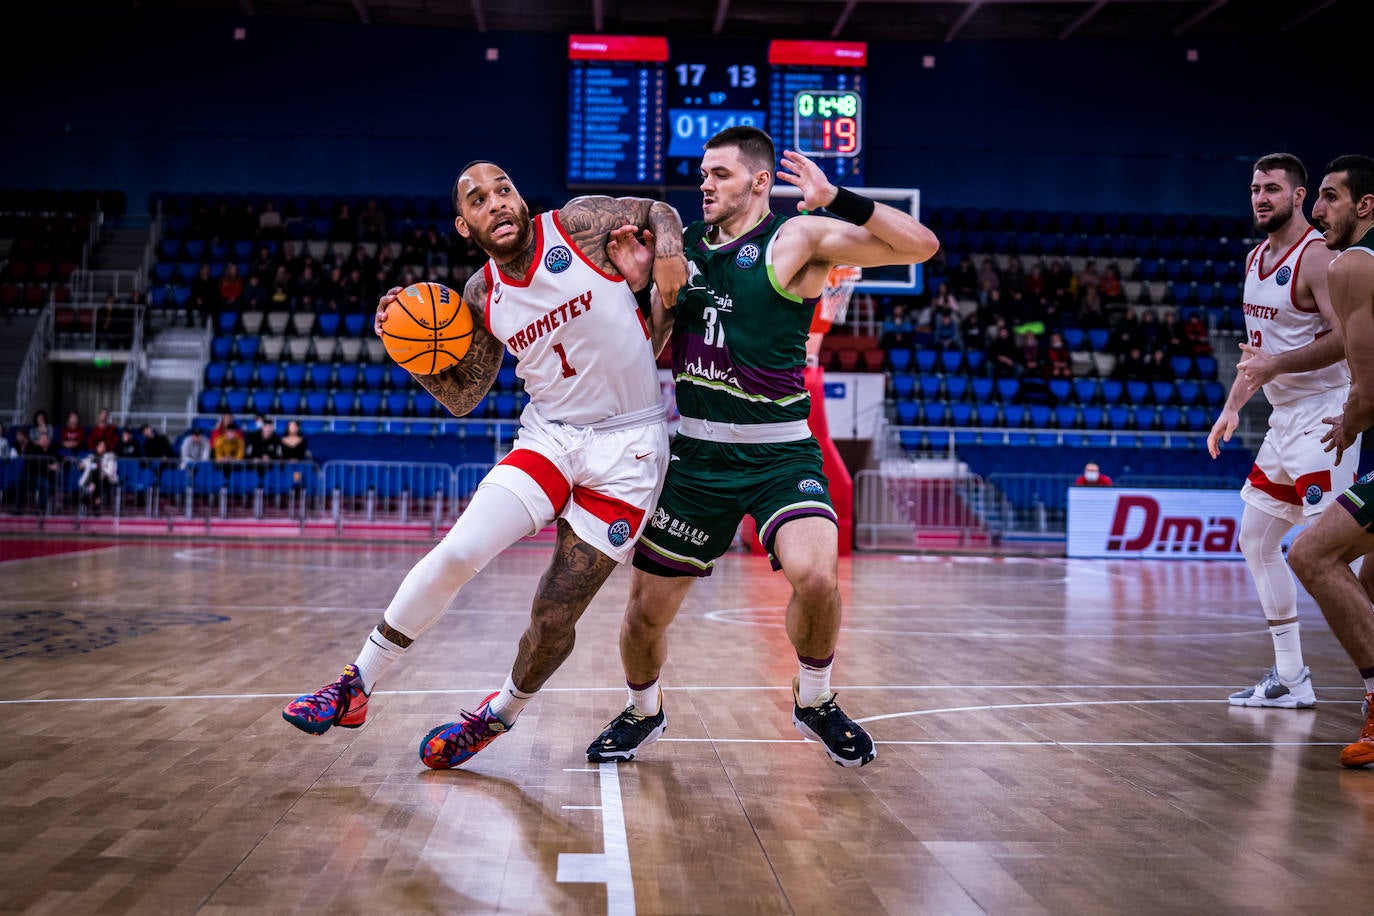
[1269,621,1306,682]
[487,673,536,726]
[1363,676,1374,695]
[353,625,410,694]
[796,656,834,708]
[627,680,661,716]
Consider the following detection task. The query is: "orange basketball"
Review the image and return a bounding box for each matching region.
[380,282,475,374]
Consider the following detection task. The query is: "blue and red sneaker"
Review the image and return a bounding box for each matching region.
[420,692,510,769]
[282,664,369,735]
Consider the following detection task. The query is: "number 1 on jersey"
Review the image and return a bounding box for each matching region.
[551,342,577,378]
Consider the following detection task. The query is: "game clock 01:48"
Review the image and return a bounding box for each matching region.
[792,90,861,158]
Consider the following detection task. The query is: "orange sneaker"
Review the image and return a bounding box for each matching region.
[1339,692,1374,769]
[282,664,369,735]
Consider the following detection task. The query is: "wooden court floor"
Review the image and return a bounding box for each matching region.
[2,535,1374,915]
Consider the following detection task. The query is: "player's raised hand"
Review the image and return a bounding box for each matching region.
[1207,408,1238,459]
[607,225,652,291]
[1320,413,1355,464]
[374,286,404,337]
[777,149,837,214]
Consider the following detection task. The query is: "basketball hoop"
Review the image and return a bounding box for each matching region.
[819,265,861,327]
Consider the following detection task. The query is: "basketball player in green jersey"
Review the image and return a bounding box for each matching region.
[587,126,939,766]
[1288,154,1374,768]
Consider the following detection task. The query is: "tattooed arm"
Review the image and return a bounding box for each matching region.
[372,277,504,417]
[560,195,688,309]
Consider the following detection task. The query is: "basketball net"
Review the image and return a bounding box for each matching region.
[819,264,861,328]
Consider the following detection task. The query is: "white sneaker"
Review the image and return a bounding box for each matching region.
[1228,665,1317,708]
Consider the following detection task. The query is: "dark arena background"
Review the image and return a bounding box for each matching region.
[3,2,1374,913]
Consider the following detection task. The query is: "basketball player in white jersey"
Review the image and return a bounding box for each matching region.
[1289,153,1374,767]
[282,161,688,769]
[1207,152,1353,708]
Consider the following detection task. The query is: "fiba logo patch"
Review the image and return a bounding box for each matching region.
[797,478,825,495]
[735,244,760,269]
[1305,484,1323,505]
[545,246,573,273]
[608,519,633,547]
[1276,265,1292,286]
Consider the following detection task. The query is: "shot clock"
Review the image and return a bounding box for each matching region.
[793,89,862,157]
[769,40,866,184]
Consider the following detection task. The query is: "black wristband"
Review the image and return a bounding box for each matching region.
[633,284,653,316]
[826,186,876,225]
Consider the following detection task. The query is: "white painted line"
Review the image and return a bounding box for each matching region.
[854,697,1273,723]
[658,738,1348,748]
[557,762,635,916]
[562,805,603,810]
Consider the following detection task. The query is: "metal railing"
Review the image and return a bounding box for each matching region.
[13,304,54,426]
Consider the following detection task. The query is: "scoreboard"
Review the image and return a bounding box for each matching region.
[568,35,867,188]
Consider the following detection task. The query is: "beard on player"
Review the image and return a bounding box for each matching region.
[1253,195,1295,235]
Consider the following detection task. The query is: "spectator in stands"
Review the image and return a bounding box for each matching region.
[976,257,1001,298]
[268,279,290,311]
[251,244,279,286]
[22,429,61,513]
[0,422,13,460]
[1157,309,1185,356]
[960,301,988,351]
[1112,345,1151,383]
[279,420,309,461]
[1077,258,1101,301]
[1099,262,1125,304]
[212,421,245,462]
[140,424,175,460]
[319,266,344,307]
[87,408,119,454]
[1184,311,1213,356]
[1024,262,1046,301]
[1002,256,1026,295]
[77,439,118,514]
[358,197,386,241]
[1145,347,1175,382]
[930,281,958,316]
[220,262,245,311]
[880,302,914,349]
[179,427,209,469]
[30,409,53,444]
[1137,308,1162,351]
[58,411,86,457]
[1078,284,1110,330]
[373,243,399,291]
[951,258,978,300]
[115,427,142,458]
[1045,331,1073,379]
[210,413,236,449]
[341,267,367,313]
[246,416,283,461]
[424,227,451,269]
[933,311,963,351]
[1109,307,1142,355]
[289,265,320,309]
[1020,331,1044,377]
[1045,258,1074,306]
[242,273,269,311]
[1073,462,1114,486]
[190,262,221,317]
[97,294,133,348]
[331,202,358,243]
[987,323,1022,378]
[258,199,284,239]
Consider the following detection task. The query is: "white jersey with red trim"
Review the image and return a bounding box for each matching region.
[1242,226,1348,407]
[482,210,660,426]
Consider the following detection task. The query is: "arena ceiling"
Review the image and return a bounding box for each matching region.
[121,0,1357,42]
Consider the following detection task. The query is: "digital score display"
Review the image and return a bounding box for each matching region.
[768,40,866,185]
[663,39,768,185]
[566,35,668,186]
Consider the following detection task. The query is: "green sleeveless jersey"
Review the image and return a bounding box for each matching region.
[671,213,819,425]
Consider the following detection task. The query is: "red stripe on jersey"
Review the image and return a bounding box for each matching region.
[500,449,571,513]
[1245,242,1263,275]
[1294,469,1333,499]
[496,215,546,288]
[1290,237,1324,312]
[572,485,645,530]
[633,303,650,340]
[1256,233,1311,281]
[552,211,625,284]
[1248,464,1301,505]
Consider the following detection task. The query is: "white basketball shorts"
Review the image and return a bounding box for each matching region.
[1241,385,1361,525]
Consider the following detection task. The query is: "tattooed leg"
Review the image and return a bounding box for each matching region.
[510,519,619,693]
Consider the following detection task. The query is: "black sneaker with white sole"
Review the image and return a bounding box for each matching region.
[586,704,666,762]
[792,679,875,767]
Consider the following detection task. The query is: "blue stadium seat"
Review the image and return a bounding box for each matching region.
[304,389,332,415]
[1158,406,1183,430]
[413,389,440,417]
[1175,379,1199,406]
[1202,380,1225,405]
[1170,355,1194,378]
[975,403,1000,427]
[1150,380,1175,405]
[204,361,228,388]
[278,390,302,415]
[256,362,281,387]
[1106,404,1131,429]
[1100,379,1124,405]
[282,362,307,388]
[225,388,249,414]
[1195,355,1219,379]
[230,362,256,388]
[389,365,412,389]
[891,373,915,400]
[1054,404,1080,428]
[1002,404,1026,427]
[335,364,361,389]
[250,389,276,415]
[1081,405,1105,428]
[332,392,358,415]
[343,313,367,337]
[1062,328,1085,350]
[386,391,412,416]
[945,376,969,401]
[218,311,239,335]
[357,391,383,416]
[494,393,519,418]
[362,364,388,389]
[1125,380,1149,404]
[964,350,986,374]
[1132,405,1157,430]
[236,335,261,361]
[1028,404,1052,428]
[211,335,235,361]
[940,350,963,374]
[1048,378,1072,404]
[971,376,995,402]
[496,364,519,393]
[1185,407,1210,431]
[1072,377,1099,404]
[316,312,340,337]
[198,388,224,414]
[919,374,943,400]
[1087,328,1110,352]
[924,401,949,426]
[895,401,919,425]
[887,349,911,372]
[308,363,334,388]
[915,349,938,373]
[996,378,1020,402]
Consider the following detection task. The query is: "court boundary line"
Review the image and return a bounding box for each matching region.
[558,764,635,916]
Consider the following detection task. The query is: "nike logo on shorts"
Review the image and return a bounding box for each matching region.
[635,452,653,460]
